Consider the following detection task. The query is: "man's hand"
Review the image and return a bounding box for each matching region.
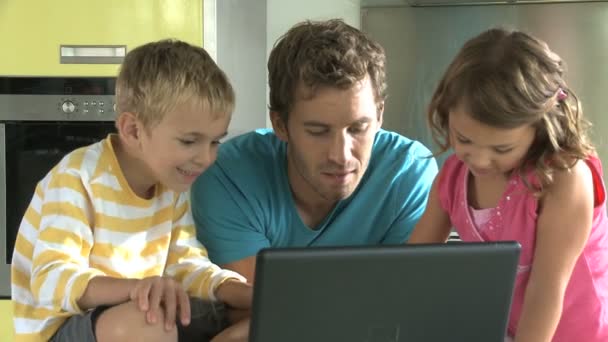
[129,275,191,331]
[215,279,253,310]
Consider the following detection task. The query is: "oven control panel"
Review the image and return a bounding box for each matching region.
[58,96,116,119]
[0,95,117,121]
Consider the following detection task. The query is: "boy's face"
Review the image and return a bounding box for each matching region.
[272,76,383,204]
[138,102,230,193]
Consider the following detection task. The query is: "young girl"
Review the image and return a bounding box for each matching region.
[408,28,608,342]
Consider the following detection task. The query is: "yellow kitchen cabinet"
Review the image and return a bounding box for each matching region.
[0,0,203,76]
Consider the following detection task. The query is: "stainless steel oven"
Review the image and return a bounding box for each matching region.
[0,77,116,297]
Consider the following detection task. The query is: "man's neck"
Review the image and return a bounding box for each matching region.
[286,156,337,229]
[292,193,336,229]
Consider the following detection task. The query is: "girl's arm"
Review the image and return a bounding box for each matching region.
[408,177,453,243]
[514,160,594,342]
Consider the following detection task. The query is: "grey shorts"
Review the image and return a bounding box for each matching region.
[50,297,229,342]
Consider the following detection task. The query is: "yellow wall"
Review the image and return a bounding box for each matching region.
[0,0,203,76]
[0,301,13,342]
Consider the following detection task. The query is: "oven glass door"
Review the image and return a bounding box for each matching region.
[1,121,115,297]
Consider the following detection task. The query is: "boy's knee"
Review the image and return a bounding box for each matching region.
[95,301,178,342]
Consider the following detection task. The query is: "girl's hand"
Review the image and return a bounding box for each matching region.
[129,275,191,331]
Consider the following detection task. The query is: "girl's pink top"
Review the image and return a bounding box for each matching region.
[438,154,608,341]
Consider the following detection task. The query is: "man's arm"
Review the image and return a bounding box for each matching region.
[221,255,257,284]
[164,193,248,298]
[191,164,271,283]
[382,148,439,244]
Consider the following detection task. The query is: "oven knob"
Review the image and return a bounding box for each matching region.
[61,100,76,113]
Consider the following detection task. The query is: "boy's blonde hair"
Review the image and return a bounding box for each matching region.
[428,28,595,192]
[115,39,235,127]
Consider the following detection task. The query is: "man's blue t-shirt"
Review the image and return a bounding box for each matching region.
[191,129,438,264]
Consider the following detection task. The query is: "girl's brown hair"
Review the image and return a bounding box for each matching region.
[428,28,594,193]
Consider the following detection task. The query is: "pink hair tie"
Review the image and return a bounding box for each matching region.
[557,88,568,101]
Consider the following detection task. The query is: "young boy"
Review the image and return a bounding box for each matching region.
[11,39,251,342]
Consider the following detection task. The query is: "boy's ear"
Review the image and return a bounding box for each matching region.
[116,112,142,147]
[270,111,289,142]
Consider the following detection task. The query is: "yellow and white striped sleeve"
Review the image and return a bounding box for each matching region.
[164,192,246,300]
[30,168,105,313]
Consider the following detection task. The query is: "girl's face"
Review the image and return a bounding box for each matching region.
[448,102,536,179]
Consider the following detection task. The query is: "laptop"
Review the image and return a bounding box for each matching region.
[250,241,520,342]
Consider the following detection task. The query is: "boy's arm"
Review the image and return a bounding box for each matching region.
[27,170,172,312]
[164,193,249,305]
[76,276,138,310]
[28,170,107,313]
[514,160,594,342]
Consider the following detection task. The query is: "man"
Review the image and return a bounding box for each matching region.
[191,19,438,282]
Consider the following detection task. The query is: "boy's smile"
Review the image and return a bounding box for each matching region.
[134,101,231,194]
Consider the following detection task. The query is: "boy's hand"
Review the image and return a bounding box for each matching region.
[215,279,253,309]
[129,275,191,331]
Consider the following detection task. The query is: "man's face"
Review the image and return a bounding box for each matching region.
[273,76,383,204]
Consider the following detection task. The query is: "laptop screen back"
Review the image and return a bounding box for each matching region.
[250,242,520,342]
